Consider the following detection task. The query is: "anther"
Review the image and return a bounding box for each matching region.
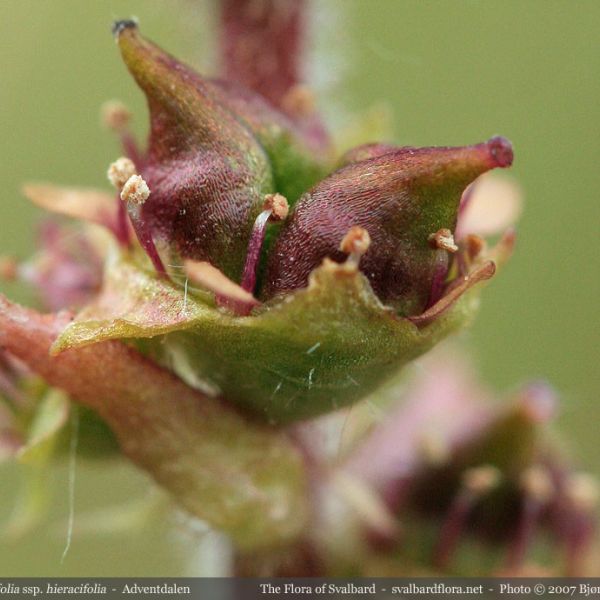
[263,193,289,221]
[428,228,458,253]
[120,174,150,205]
[241,194,289,294]
[114,172,165,276]
[340,226,371,269]
[107,157,136,190]
[101,100,132,132]
[520,466,554,503]
[462,465,502,496]
[101,99,142,166]
[566,473,599,513]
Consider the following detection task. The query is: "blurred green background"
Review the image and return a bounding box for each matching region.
[0,0,598,575]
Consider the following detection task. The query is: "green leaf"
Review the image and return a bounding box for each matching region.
[4,390,69,538]
[17,389,69,465]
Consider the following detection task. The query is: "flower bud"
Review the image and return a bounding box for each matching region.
[114,21,273,281]
[264,137,513,315]
[114,21,332,281]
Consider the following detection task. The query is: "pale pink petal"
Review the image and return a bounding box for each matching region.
[456,174,522,240]
[22,183,117,233]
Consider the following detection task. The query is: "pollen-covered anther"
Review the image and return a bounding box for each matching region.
[565,473,600,512]
[340,226,371,269]
[462,465,502,496]
[101,100,132,132]
[428,229,458,253]
[262,193,289,222]
[0,256,18,281]
[520,466,555,504]
[120,174,150,206]
[107,157,136,191]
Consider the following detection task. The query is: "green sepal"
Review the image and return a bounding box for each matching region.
[53,253,489,423]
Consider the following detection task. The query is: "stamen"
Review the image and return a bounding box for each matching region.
[116,173,166,276]
[120,175,150,205]
[108,160,137,236]
[107,157,137,246]
[409,260,496,327]
[340,226,371,269]
[107,157,136,190]
[506,466,554,570]
[240,193,289,293]
[428,228,458,253]
[521,466,554,503]
[101,100,131,132]
[566,473,599,513]
[564,473,599,576]
[463,465,502,496]
[433,465,500,569]
[101,100,142,166]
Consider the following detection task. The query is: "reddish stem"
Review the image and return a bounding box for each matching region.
[433,491,474,569]
[219,0,306,110]
[505,497,543,571]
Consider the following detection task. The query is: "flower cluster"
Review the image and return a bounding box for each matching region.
[0,1,595,576]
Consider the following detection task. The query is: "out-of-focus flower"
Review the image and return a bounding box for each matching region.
[339,351,598,576]
[15,220,104,312]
